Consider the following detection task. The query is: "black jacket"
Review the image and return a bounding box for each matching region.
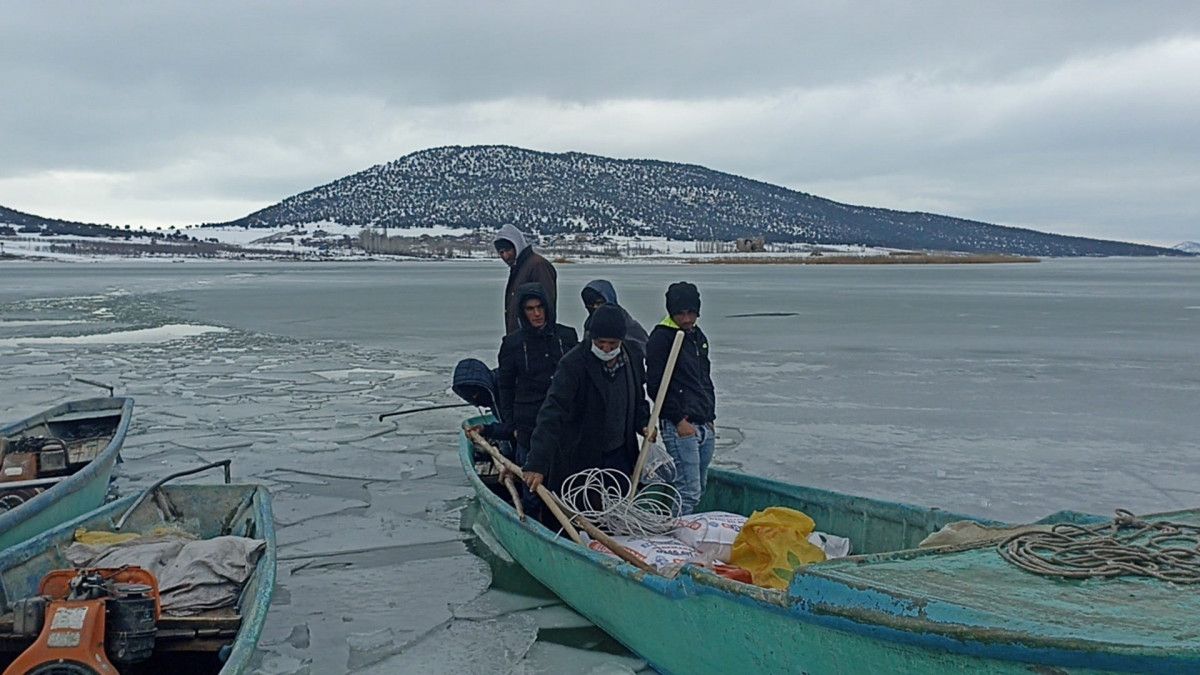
[646,318,716,425]
[496,283,578,447]
[525,342,650,493]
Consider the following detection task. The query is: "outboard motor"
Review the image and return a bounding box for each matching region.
[5,567,160,675]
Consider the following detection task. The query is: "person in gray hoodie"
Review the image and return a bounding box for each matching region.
[494,225,557,335]
[581,279,649,353]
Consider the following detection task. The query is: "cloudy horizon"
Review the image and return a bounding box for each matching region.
[2,1,1198,246]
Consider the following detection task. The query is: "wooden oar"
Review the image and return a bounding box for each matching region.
[630,329,686,495]
[467,428,581,544]
[466,428,661,575]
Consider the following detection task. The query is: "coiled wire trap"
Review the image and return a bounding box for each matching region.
[559,468,682,537]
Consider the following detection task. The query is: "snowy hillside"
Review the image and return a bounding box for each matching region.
[209,145,1186,257]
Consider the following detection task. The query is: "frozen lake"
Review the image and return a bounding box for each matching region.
[2,257,1198,672]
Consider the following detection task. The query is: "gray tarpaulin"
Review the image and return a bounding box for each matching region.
[66,534,265,616]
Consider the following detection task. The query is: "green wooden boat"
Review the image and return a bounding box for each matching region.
[0,397,134,551]
[0,483,275,674]
[459,416,1199,674]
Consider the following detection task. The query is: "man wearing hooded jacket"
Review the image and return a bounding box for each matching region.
[494,224,557,335]
[580,279,649,352]
[486,282,578,456]
[646,281,716,515]
[523,305,650,497]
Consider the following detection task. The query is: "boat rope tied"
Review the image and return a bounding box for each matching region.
[998,509,1200,584]
[559,468,682,537]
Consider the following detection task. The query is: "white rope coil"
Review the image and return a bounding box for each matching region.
[559,468,682,537]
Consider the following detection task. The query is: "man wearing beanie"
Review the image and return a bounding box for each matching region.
[647,281,716,514]
[523,305,650,501]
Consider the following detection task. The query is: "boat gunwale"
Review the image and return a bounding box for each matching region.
[457,422,1200,672]
[0,397,133,537]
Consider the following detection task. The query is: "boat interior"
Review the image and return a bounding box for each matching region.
[0,405,125,509]
[0,484,270,674]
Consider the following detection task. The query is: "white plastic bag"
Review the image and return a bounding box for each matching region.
[808,531,852,559]
[638,436,676,485]
[670,511,747,563]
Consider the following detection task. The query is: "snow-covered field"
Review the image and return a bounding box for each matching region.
[3,221,896,263]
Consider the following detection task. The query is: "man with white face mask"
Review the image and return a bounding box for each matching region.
[523,305,651,498]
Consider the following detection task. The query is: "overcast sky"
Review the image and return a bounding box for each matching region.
[2,2,1198,245]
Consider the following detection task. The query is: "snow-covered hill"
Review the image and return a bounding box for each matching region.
[1174,241,1200,254]
[209,145,1186,257]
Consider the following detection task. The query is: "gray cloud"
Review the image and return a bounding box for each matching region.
[1,1,1198,243]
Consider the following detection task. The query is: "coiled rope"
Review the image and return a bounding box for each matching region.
[559,468,682,537]
[999,509,1200,584]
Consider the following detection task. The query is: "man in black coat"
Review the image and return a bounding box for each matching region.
[485,282,578,461]
[646,281,716,514]
[523,305,650,496]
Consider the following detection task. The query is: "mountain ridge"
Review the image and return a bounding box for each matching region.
[207,145,1185,257]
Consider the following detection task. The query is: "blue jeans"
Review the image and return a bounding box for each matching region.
[660,420,715,515]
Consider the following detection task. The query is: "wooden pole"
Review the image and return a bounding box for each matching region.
[467,428,581,544]
[501,473,525,521]
[630,329,686,494]
[466,428,665,576]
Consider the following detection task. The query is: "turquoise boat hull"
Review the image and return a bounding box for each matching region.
[0,483,275,674]
[0,397,134,551]
[459,418,1198,674]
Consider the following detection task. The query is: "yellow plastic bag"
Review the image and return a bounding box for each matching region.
[729,507,826,589]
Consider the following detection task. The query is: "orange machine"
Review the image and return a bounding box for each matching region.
[4,568,160,675]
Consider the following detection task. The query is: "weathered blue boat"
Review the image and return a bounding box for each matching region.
[0,483,275,674]
[0,397,133,551]
[460,417,1200,674]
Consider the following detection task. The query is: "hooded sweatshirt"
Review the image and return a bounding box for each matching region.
[495,224,557,335]
[580,279,649,351]
[495,282,578,447]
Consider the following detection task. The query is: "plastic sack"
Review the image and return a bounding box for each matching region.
[638,436,676,485]
[808,531,852,559]
[671,511,747,563]
[586,535,702,571]
[729,507,826,589]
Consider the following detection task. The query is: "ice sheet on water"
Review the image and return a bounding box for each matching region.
[514,642,647,675]
[272,492,370,527]
[276,507,465,557]
[353,613,538,675]
[260,555,491,675]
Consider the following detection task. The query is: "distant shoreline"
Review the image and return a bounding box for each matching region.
[689,253,1040,265]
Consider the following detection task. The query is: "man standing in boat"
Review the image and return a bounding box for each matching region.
[647,281,716,515]
[523,305,650,498]
[483,282,577,513]
[494,225,557,335]
[580,279,649,353]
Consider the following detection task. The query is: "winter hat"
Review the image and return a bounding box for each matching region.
[589,305,626,340]
[666,282,701,315]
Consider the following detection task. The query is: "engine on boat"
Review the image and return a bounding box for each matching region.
[4,567,159,675]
